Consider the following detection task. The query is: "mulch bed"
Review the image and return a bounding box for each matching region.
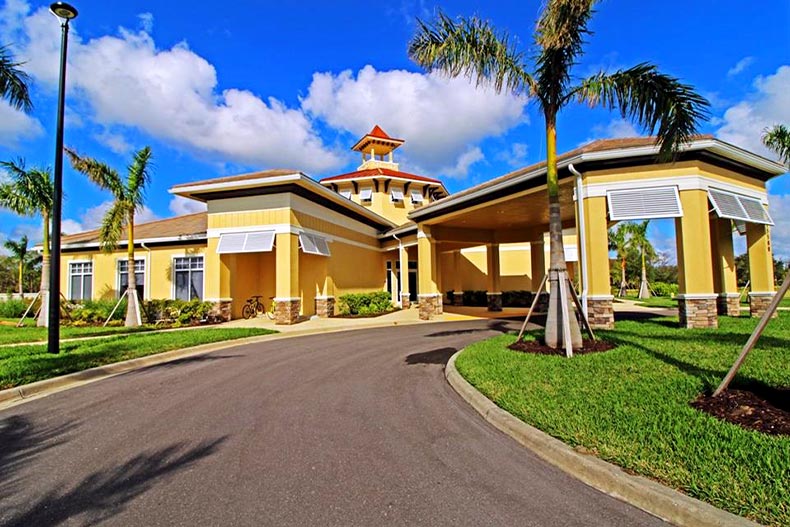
[692,389,790,436]
[507,338,615,356]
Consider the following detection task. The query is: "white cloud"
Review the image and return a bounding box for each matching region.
[138,12,154,33]
[3,2,344,173]
[169,195,207,216]
[0,100,44,147]
[93,130,132,154]
[437,146,484,178]
[586,118,639,144]
[301,65,527,175]
[497,142,529,167]
[727,56,754,77]
[11,222,42,244]
[768,193,790,261]
[60,219,83,235]
[716,65,790,159]
[64,200,159,234]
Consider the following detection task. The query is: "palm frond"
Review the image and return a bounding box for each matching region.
[3,235,28,259]
[0,158,41,216]
[762,124,790,166]
[65,147,126,199]
[534,0,596,112]
[573,63,710,159]
[99,200,128,253]
[0,45,32,112]
[409,12,533,95]
[127,146,153,207]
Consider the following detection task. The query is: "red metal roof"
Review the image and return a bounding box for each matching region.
[320,167,443,185]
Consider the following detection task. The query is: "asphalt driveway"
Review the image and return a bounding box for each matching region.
[0,319,667,526]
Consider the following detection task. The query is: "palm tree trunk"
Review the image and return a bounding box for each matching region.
[17,260,23,296]
[37,212,50,327]
[618,257,627,297]
[125,213,140,327]
[638,247,650,299]
[543,114,582,352]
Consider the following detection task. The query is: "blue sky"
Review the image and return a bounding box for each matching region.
[1,0,788,259]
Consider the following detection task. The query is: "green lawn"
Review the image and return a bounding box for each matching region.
[0,319,157,344]
[623,295,678,309]
[456,314,790,526]
[0,327,276,390]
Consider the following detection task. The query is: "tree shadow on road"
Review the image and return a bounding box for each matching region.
[405,347,457,365]
[425,320,516,338]
[3,436,227,527]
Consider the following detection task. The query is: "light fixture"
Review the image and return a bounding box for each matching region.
[49,1,78,19]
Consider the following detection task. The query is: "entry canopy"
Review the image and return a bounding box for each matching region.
[299,232,331,256]
[607,186,683,221]
[708,188,773,225]
[217,231,275,254]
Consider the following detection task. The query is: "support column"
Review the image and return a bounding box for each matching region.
[275,232,301,324]
[746,223,775,317]
[417,225,442,320]
[399,245,410,308]
[486,243,502,311]
[452,251,464,305]
[529,238,549,313]
[314,258,334,318]
[710,217,739,316]
[582,196,614,329]
[205,238,233,321]
[675,190,717,328]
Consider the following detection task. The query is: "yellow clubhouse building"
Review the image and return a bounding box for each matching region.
[59,126,784,328]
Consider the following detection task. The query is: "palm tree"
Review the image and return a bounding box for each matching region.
[0,45,32,112]
[409,1,709,351]
[608,223,630,297]
[66,146,153,327]
[0,159,54,326]
[3,235,29,295]
[762,124,790,165]
[629,220,655,299]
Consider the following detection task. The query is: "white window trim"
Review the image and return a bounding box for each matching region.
[67,259,94,301]
[170,255,206,301]
[116,257,147,299]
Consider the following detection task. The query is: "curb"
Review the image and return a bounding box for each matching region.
[445,350,761,527]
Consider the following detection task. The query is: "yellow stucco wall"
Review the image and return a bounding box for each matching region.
[334,181,434,226]
[61,244,207,301]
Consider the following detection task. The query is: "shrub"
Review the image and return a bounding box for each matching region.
[338,291,393,315]
[651,281,679,297]
[502,290,533,307]
[0,298,32,318]
[462,290,488,307]
[141,299,216,325]
[69,299,126,324]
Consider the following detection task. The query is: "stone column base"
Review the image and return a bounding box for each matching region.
[487,292,502,312]
[418,293,443,320]
[400,293,411,309]
[209,299,233,322]
[588,296,614,329]
[678,295,718,328]
[314,296,335,318]
[716,293,741,317]
[274,297,301,325]
[749,292,777,318]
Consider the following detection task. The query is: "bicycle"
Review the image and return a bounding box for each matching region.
[242,295,276,320]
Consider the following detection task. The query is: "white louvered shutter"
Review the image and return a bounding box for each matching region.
[606,187,683,221]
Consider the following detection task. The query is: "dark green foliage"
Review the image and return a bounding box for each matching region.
[0,298,32,318]
[70,299,127,324]
[338,291,394,315]
[650,281,678,297]
[502,290,533,307]
[142,299,215,325]
[462,290,488,307]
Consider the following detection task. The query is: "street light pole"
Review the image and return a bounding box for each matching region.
[48,2,78,355]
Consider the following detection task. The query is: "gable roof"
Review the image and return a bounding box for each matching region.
[320,167,443,185]
[61,212,207,248]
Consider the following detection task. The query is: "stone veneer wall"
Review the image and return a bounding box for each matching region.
[678,296,718,328]
[274,298,301,325]
[400,293,411,309]
[210,300,232,322]
[749,292,777,318]
[418,294,442,320]
[487,293,502,311]
[587,297,614,329]
[716,293,741,317]
[315,296,335,318]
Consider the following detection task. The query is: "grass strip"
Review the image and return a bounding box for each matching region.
[0,319,159,345]
[455,314,790,526]
[0,327,276,390]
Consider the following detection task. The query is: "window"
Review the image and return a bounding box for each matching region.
[410,190,424,204]
[299,232,331,256]
[69,262,93,301]
[359,187,373,202]
[390,188,404,202]
[606,186,683,221]
[216,231,275,254]
[708,188,773,225]
[118,259,145,300]
[339,189,352,199]
[174,256,204,300]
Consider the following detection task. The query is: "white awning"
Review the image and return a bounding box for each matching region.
[339,189,352,199]
[390,188,404,202]
[216,231,275,254]
[708,188,773,225]
[410,190,424,203]
[299,232,331,256]
[607,186,683,221]
[359,187,373,201]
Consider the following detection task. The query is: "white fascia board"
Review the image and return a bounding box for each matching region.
[168,173,303,195]
[62,234,207,250]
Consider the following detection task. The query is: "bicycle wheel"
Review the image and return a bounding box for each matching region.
[255,301,266,317]
[242,303,254,319]
[265,302,275,320]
